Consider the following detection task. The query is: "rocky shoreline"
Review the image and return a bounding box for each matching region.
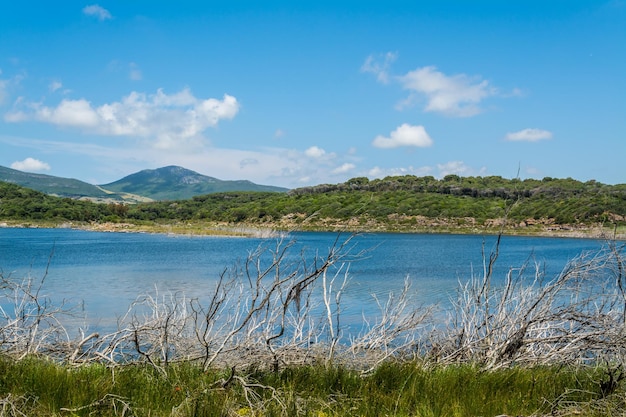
[2,218,624,240]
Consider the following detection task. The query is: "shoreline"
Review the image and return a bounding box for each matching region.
[2,219,624,241]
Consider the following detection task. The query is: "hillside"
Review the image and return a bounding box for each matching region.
[0,165,288,202]
[100,166,288,200]
[123,174,626,235]
[0,165,128,201]
[2,174,625,237]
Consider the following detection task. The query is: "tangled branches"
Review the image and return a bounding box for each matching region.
[432,241,626,369]
[1,233,625,376]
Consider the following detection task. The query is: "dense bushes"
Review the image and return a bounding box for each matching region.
[2,175,626,228]
[0,182,116,222]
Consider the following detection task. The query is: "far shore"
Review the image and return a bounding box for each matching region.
[2,219,625,241]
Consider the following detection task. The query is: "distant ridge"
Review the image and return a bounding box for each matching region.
[100,166,288,201]
[0,165,288,202]
[0,165,136,202]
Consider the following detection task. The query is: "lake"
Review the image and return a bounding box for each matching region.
[0,227,611,332]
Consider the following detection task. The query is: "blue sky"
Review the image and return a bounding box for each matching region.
[1,1,624,188]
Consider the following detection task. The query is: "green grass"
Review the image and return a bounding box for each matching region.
[1,356,624,417]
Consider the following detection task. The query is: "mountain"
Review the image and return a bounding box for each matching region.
[1,165,287,203]
[0,165,141,202]
[100,166,288,200]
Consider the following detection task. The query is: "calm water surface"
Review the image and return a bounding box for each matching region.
[0,227,609,330]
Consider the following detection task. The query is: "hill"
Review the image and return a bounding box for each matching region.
[121,174,626,235]
[2,174,625,238]
[0,165,287,202]
[100,165,288,200]
[0,165,138,202]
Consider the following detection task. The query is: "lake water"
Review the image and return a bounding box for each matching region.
[0,227,611,332]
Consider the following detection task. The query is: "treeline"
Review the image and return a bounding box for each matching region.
[125,175,626,226]
[1,175,626,227]
[0,182,126,222]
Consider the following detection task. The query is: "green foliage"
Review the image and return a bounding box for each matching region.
[0,165,126,200]
[101,165,288,200]
[123,175,626,228]
[0,182,118,222]
[3,174,626,229]
[0,356,620,416]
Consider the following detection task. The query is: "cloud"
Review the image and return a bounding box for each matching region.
[0,70,25,105]
[274,128,285,139]
[367,165,433,179]
[49,80,63,92]
[332,163,355,175]
[436,161,485,177]
[372,123,433,149]
[35,99,101,127]
[361,52,398,84]
[0,133,491,190]
[305,146,327,158]
[397,66,496,117]
[11,157,51,172]
[505,128,553,142]
[5,88,240,149]
[366,162,487,181]
[0,133,360,188]
[83,4,112,21]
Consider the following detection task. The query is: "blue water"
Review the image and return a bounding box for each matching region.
[0,227,609,330]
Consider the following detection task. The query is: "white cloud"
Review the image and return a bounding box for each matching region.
[83,4,112,21]
[0,133,491,189]
[397,66,496,117]
[436,161,485,177]
[372,123,433,149]
[11,157,51,172]
[274,128,285,139]
[0,70,25,105]
[49,80,63,92]
[305,146,327,158]
[36,99,101,127]
[5,88,240,150]
[505,128,553,142]
[4,110,27,122]
[332,163,355,174]
[361,52,398,84]
[367,165,433,179]
[0,134,361,188]
[366,162,487,181]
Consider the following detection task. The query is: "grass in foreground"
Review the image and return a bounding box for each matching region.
[1,356,625,417]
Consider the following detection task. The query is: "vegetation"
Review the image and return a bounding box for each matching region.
[1,233,626,415]
[0,182,127,222]
[100,165,288,201]
[3,174,625,236]
[0,165,288,202]
[3,174,626,415]
[1,358,622,417]
[0,165,130,201]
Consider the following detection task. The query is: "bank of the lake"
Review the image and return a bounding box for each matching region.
[2,218,625,240]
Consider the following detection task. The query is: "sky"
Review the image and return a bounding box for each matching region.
[1,1,625,188]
